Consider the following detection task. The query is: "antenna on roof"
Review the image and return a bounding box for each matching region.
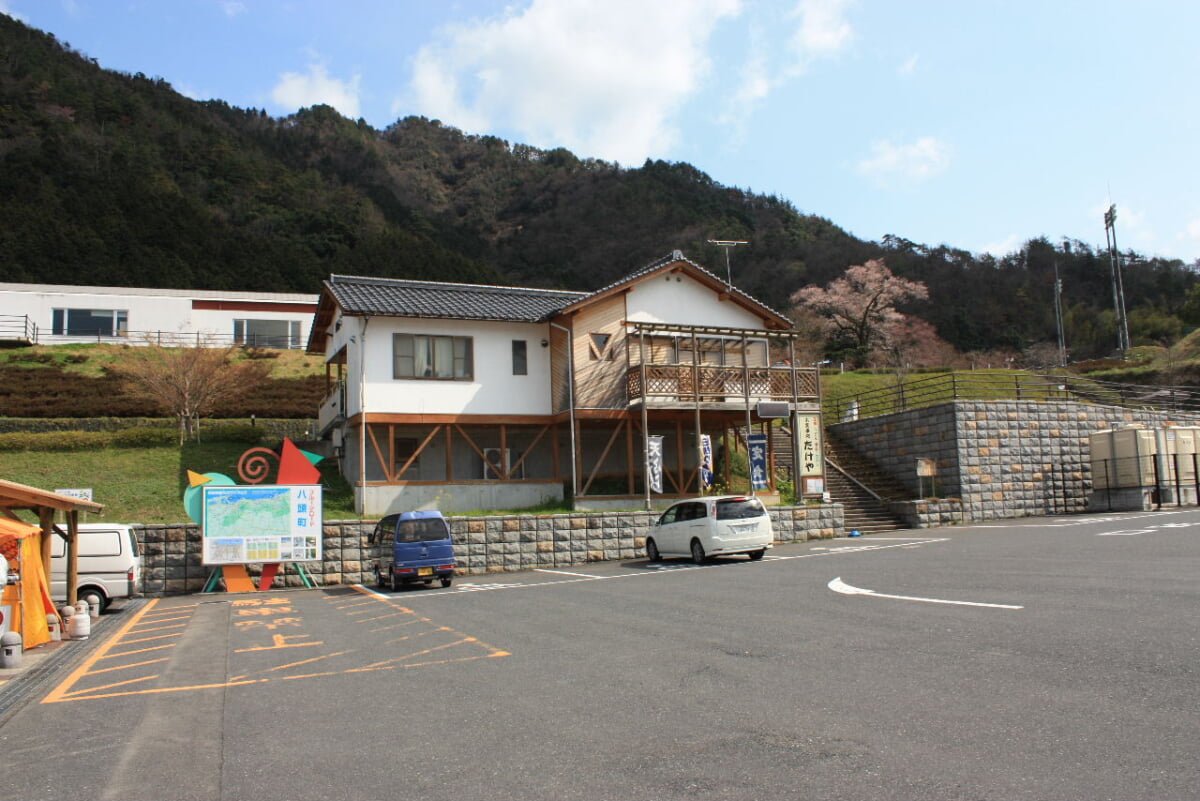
[706,240,748,288]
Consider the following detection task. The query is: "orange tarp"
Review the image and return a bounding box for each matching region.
[0,518,56,649]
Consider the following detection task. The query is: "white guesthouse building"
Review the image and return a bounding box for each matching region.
[0,282,317,348]
[309,251,823,516]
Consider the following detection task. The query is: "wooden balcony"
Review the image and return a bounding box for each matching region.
[626,364,819,408]
[317,380,347,435]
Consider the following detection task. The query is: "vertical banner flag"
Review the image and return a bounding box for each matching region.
[748,433,768,490]
[647,435,664,493]
[699,434,714,489]
[798,414,824,476]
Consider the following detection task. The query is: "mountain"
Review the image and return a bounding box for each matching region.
[1,14,1197,362]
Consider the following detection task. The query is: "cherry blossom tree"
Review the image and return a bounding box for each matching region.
[791,259,930,367]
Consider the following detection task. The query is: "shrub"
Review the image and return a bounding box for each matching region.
[0,430,112,451]
[202,423,265,444]
[112,427,178,447]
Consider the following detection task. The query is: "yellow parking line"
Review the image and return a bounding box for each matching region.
[42,598,162,704]
[84,658,169,675]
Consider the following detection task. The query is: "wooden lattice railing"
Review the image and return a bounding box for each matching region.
[627,364,818,403]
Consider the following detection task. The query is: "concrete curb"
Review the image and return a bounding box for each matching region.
[0,599,147,727]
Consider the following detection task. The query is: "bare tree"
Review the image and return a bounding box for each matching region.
[113,342,272,442]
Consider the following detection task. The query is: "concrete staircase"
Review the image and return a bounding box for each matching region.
[823,430,912,533]
[772,425,911,534]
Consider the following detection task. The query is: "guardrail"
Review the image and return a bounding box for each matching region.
[825,371,1200,424]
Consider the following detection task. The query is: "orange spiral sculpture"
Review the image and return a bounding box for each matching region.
[237,447,278,484]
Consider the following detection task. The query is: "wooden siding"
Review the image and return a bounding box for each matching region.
[551,325,571,413]
[571,293,629,409]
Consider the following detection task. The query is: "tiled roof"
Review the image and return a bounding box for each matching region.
[566,249,791,323]
[323,250,790,327]
[325,275,587,323]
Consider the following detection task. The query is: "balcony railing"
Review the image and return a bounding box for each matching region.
[627,364,819,405]
[0,314,38,344]
[318,380,347,435]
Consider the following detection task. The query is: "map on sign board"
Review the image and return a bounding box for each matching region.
[201,484,322,565]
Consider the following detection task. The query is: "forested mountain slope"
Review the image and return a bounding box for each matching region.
[1,14,1196,360]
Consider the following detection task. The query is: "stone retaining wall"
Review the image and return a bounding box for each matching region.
[831,400,1200,523]
[136,503,842,596]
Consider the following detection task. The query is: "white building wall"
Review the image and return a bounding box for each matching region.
[337,316,553,418]
[624,273,767,329]
[0,283,316,347]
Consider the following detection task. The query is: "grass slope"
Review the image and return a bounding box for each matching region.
[0,441,356,525]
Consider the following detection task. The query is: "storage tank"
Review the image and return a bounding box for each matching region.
[1090,426,1157,489]
[1163,426,1200,483]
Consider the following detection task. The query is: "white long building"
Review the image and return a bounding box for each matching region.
[0,282,317,348]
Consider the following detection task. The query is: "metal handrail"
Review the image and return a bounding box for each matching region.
[0,314,37,342]
[34,329,303,349]
[825,371,1200,424]
[826,457,883,502]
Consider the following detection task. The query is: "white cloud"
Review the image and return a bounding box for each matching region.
[0,1,27,22]
[722,0,854,131]
[787,0,854,70]
[856,137,951,185]
[1095,201,1154,253]
[221,2,246,17]
[978,234,1023,259]
[899,53,919,76]
[406,0,741,165]
[272,63,362,120]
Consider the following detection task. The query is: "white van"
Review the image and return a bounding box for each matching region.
[645,495,774,564]
[50,524,142,612]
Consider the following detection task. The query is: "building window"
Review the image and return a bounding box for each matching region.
[512,340,528,375]
[588,332,615,361]
[394,437,420,477]
[234,319,301,349]
[52,309,128,337]
[393,334,473,379]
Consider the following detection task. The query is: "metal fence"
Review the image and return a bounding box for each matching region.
[825,371,1200,424]
[0,314,38,343]
[1091,453,1200,511]
[31,329,304,349]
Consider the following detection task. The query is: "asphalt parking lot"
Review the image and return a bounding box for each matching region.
[1,509,1198,800]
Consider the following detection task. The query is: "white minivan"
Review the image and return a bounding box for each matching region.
[645,495,774,564]
[50,524,142,612]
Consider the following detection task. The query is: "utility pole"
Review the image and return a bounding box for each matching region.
[706,239,748,287]
[1053,261,1067,366]
[1103,205,1130,356]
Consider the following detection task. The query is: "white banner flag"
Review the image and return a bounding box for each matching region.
[647,435,664,493]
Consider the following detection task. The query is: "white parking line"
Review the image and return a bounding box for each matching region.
[828,577,1024,609]
[354,538,951,600]
[535,568,607,578]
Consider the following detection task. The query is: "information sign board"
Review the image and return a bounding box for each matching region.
[201,484,322,565]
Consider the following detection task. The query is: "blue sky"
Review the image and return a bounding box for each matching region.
[5,0,1198,264]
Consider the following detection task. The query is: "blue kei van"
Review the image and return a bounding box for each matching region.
[372,510,456,591]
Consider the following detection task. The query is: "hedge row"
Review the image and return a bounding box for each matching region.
[0,423,266,451]
[0,366,325,418]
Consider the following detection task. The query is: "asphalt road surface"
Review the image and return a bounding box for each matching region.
[1,509,1197,800]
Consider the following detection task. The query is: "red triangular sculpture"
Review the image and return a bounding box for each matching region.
[278,437,322,485]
